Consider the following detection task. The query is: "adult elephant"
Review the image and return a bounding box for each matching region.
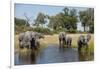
[58,32,66,48]
[19,31,44,49]
[77,34,91,52]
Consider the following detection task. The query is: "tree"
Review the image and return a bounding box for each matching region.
[23,13,30,26]
[48,13,65,30]
[15,17,29,34]
[79,8,94,33]
[87,8,94,33]
[15,17,26,26]
[79,11,88,32]
[48,7,78,32]
[62,8,78,30]
[63,7,69,16]
[34,12,46,27]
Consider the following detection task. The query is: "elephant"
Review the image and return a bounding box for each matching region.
[58,32,66,48]
[77,34,91,52]
[66,36,72,48]
[19,31,44,49]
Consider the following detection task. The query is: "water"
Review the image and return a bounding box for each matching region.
[15,44,93,65]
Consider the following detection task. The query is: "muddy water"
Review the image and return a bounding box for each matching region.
[15,44,93,65]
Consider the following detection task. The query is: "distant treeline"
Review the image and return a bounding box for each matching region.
[15,7,94,34]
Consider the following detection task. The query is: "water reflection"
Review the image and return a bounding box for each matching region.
[78,49,91,61]
[15,49,38,65]
[15,45,93,65]
[78,52,88,61]
[30,50,36,64]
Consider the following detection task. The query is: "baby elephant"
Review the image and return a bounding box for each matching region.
[77,34,91,52]
[66,36,72,48]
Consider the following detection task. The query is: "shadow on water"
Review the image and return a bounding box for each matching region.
[15,44,94,65]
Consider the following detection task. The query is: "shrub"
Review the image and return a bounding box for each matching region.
[33,27,53,35]
[15,25,33,34]
[52,28,77,34]
[68,29,77,33]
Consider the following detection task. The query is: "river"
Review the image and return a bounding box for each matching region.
[15,44,93,65]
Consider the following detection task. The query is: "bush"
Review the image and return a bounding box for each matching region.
[33,27,53,35]
[68,29,77,33]
[15,25,33,34]
[52,28,77,34]
[52,28,67,34]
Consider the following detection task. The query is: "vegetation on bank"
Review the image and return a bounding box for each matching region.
[15,7,94,35]
[15,34,94,54]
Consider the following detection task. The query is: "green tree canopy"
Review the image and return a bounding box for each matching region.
[15,17,26,26]
[48,7,78,31]
[34,12,46,27]
[79,8,94,33]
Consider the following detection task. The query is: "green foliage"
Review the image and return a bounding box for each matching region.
[15,25,33,34]
[68,29,77,33]
[34,12,46,27]
[48,7,78,31]
[15,17,32,34]
[33,27,53,35]
[79,8,94,33]
[15,7,94,35]
[48,13,64,30]
[15,17,26,26]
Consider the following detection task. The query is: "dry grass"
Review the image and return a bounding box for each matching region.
[39,34,94,55]
[39,34,94,47]
[15,34,94,53]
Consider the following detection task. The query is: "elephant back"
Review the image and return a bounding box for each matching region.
[24,31,33,42]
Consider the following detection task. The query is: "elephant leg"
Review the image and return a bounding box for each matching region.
[64,38,66,45]
[26,42,31,49]
[19,41,24,49]
[62,41,65,48]
[68,43,70,48]
[70,40,72,48]
[78,45,82,53]
[62,38,66,47]
[59,38,62,48]
[66,41,69,48]
[66,41,68,48]
[35,41,40,50]
[37,42,40,49]
[68,42,70,48]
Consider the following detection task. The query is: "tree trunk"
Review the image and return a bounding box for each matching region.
[84,26,86,32]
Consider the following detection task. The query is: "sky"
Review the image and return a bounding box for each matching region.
[15,3,90,31]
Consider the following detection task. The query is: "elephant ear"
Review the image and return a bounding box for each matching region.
[33,32,41,39]
[19,32,25,41]
[38,33,44,39]
[87,34,91,42]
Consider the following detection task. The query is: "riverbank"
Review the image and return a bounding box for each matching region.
[14,34,94,54]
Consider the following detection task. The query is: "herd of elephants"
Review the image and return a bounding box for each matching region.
[19,31,91,53]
